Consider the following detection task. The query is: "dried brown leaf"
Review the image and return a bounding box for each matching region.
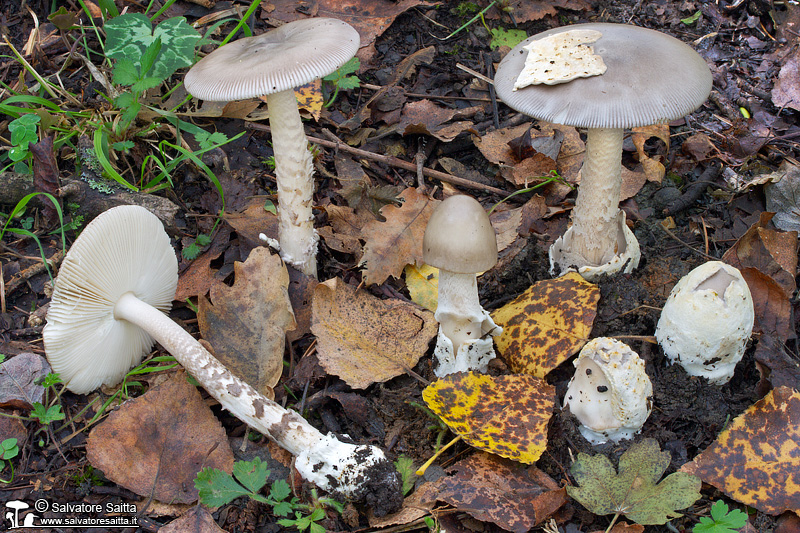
[0,352,50,410]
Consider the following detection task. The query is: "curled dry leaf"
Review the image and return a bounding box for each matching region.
[361,187,438,285]
[491,272,600,378]
[86,373,234,504]
[311,278,438,389]
[398,99,479,142]
[198,248,296,398]
[682,386,800,515]
[423,371,555,464]
[431,452,567,533]
[739,267,794,342]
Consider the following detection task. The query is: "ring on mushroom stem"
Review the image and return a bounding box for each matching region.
[43,205,402,512]
[494,23,712,280]
[423,195,502,377]
[184,18,361,278]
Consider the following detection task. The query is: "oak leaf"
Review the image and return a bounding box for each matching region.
[360,187,438,285]
[312,278,437,389]
[491,272,600,377]
[198,248,296,398]
[423,372,555,464]
[681,386,800,515]
[568,438,701,525]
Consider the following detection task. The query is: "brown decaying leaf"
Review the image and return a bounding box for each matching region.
[360,187,438,285]
[175,225,231,302]
[368,481,440,528]
[318,204,373,259]
[489,0,592,23]
[0,352,50,410]
[739,267,794,342]
[491,273,600,378]
[398,99,478,142]
[198,248,296,398]
[681,386,800,515]
[632,124,670,184]
[754,335,800,392]
[160,506,227,533]
[223,199,280,251]
[29,136,60,223]
[723,212,798,298]
[591,523,645,533]
[311,277,437,389]
[489,206,523,252]
[423,372,555,464]
[432,452,567,532]
[86,373,234,504]
[771,47,800,112]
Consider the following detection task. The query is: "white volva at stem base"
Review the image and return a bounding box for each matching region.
[433,270,501,377]
[113,292,390,498]
[267,89,318,277]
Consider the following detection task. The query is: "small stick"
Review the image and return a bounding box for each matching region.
[246,123,513,196]
[5,250,65,295]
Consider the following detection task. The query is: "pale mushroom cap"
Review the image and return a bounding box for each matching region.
[423,195,498,274]
[43,206,178,394]
[184,18,360,101]
[494,23,713,128]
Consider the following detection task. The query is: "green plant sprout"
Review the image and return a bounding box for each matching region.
[30,373,66,428]
[693,500,748,533]
[490,27,527,49]
[394,455,417,496]
[0,438,20,484]
[182,233,211,260]
[323,57,361,107]
[3,113,40,173]
[439,0,513,40]
[195,457,342,533]
[488,170,572,215]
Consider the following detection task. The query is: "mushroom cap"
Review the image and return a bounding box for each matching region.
[43,205,178,394]
[494,23,712,129]
[423,195,498,274]
[184,18,360,101]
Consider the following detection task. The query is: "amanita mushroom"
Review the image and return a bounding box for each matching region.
[565,337,653,445]
[494,24,712,279]
[422,195,502,377]
[184,18,361,277]
[655,261,754,385]
[43,206,401,511]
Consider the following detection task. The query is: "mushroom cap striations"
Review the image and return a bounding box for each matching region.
[43,206,178,394]
[423,195,498,274]
[184,18,360,101]
[494,23,712,129]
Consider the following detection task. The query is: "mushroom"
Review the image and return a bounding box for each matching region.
[43,205,401,511]
[564,337,653,445]
[655,261,754,385]
[494,24,712,279]
[184,18,360,277]
[422,195,502,377]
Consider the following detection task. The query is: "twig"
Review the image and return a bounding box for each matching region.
[663,161,722,216]
[5,250,65,295]
[360,83,491,102]
[246,123,513,196]
[483,51,500,130]
[456,63,494,85]
[660,225,716,260]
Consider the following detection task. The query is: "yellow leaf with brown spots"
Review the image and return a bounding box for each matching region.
[491,273,600,378]
[404,263,438,312]
[423,372,555,464]
[681,386,800,515]
[294,80,323,121]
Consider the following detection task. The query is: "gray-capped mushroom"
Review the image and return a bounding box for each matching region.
[565,337,653,445]
[655,261,754,385]
[494,24,712,279]
[423,195,502,376]
[44,206,401,511]
[184,18,360,277]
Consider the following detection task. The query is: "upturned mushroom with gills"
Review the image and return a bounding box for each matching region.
[184,18,361,278]
[423,195,502,377]
[494,24,712,279]
[43,205,402,513]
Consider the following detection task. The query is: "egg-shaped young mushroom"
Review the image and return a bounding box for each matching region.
[43,206,401,511]
[494,24,712,279]
[655,261,754,385]
[184,18,360,277]
[564,337,653,445]
[423,195,502,377]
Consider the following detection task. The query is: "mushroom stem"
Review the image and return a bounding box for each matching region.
[267,89,318,277]
[113,292,400,503]
[435,270,486,353]
[568,127,624,266]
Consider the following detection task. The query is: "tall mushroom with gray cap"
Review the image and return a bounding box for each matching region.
[423,195,502,377]
[494,23,712,279]
[43,205,402,513]
[184,18,360,277]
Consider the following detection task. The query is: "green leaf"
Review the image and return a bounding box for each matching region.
[112,58,140,86]
[114,92,136,109]
[681,11,702,25]
[272,500,293,517]
[105,14,155,62]
[195,130,228,150]
[693,500,748,533]
[113,140,135,152]
[232,458,269,494]
[0,438,19,461]
[31,403,65,425]
[269,478,291,502]
[335,76,361,90]
[394,455,417,495]
[490,27,528,50]
[566,438,702,525]
[130,77,164,93]
[194,467,250,506]
[140,37,163,78]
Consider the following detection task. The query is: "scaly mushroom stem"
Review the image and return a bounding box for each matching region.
[267,89,318,277]
[113,292,399,502]
[569,127,624,266]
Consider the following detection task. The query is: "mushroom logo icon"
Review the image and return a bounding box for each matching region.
[5,500,37,529]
